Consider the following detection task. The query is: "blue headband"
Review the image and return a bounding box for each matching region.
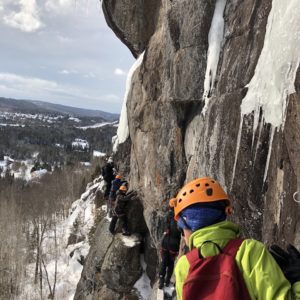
[177,204,226,231]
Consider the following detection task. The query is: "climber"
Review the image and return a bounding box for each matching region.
[169,177,300,300]
[108,175,124,217]
[102,157,115,199]
[109,185,137,236]
[158,207,181,289]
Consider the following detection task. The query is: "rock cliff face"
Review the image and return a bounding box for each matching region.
[103,0,300,243]
[75,0,300,298]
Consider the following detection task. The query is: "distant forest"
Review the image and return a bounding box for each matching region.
[0,123,116,164]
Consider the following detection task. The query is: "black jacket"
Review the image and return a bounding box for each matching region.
[102,162,114,182]
[161,210,181,253]
[114,190,136,215]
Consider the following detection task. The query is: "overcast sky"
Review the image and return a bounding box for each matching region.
[0,0,135,113]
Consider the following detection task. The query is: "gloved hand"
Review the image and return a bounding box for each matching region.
[269,244,300,284]
[269,245,289,269]
[128,190,137,196]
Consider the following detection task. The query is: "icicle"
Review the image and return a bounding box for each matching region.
[241,0,300,129]
[263,126,275,182]
[236,0,300,187]
[251,106,260,149]
[253,115,264,163]
[113,52,145,152]
[202,0,227,115]
[230,115,243,190]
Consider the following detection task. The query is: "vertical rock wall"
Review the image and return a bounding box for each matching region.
[103,0,300,245]
[75,0,300,298]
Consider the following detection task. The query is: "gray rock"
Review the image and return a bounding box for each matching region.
[76,0,300,297]
[74,218,114,299]
[102,0,300,246]
[102,0,161,57]
[101,234,142,293]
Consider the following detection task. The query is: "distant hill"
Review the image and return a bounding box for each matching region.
[0,97,119,121]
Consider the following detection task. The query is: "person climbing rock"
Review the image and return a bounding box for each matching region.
[169,177,300,300]
[109,185,137,236]
[102,157,115,199]
[158,207,181,289]
[108,174,123,217]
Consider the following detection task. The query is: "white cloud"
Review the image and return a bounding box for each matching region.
[3,0,43,32]
[45,0,91,15]
[83,72,96,78]
[57,34,73,43]
[0,0,134,113]
[59,69,78,75]
[0,72,122,111]
[102,94,120,102]
[60,69,70,75]
[114,68,127,76]
[45,0,73,12]
[59,70,96,78]
[0,72,58,91]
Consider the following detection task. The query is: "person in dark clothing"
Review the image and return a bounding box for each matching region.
[102,157,115,199]
[109,185,137,236]
[159,207,181,289]
[108,175,123,217]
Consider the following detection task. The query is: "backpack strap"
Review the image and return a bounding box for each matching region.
[222,238,244,256]
[185,239,244,264]
[186,247,201,265]
[186,240,223,263]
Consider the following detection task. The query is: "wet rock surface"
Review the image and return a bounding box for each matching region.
[101,234,142,293]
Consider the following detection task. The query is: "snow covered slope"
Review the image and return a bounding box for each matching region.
[19,177,105,300]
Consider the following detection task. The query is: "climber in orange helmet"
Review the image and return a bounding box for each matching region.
[109,185,137,236]
[169,177,300,300]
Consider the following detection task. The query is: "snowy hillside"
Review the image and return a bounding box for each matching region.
[18,176,106,300]
[0,156,48,181]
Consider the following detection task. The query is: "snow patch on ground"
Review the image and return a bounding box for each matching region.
[0,123,25,127]
[77,121,117,130]
[113,52,145,152]
[69,117,81,123]
[0,111,64,123]
[121,234,141,248]
[164,285,176,297]
[72,138,89,150]
[80,162,91,167]
[30,168,48,179]
[0,157,45,181]
[19,176,105,300]
[134,255,152,300]
[93,150,106,157]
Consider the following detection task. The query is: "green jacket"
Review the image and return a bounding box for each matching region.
[175,221,300,300]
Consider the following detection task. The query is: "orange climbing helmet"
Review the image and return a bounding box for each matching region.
[115,174,122,179]
[169,177,232,221]
[119,185,127,192]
